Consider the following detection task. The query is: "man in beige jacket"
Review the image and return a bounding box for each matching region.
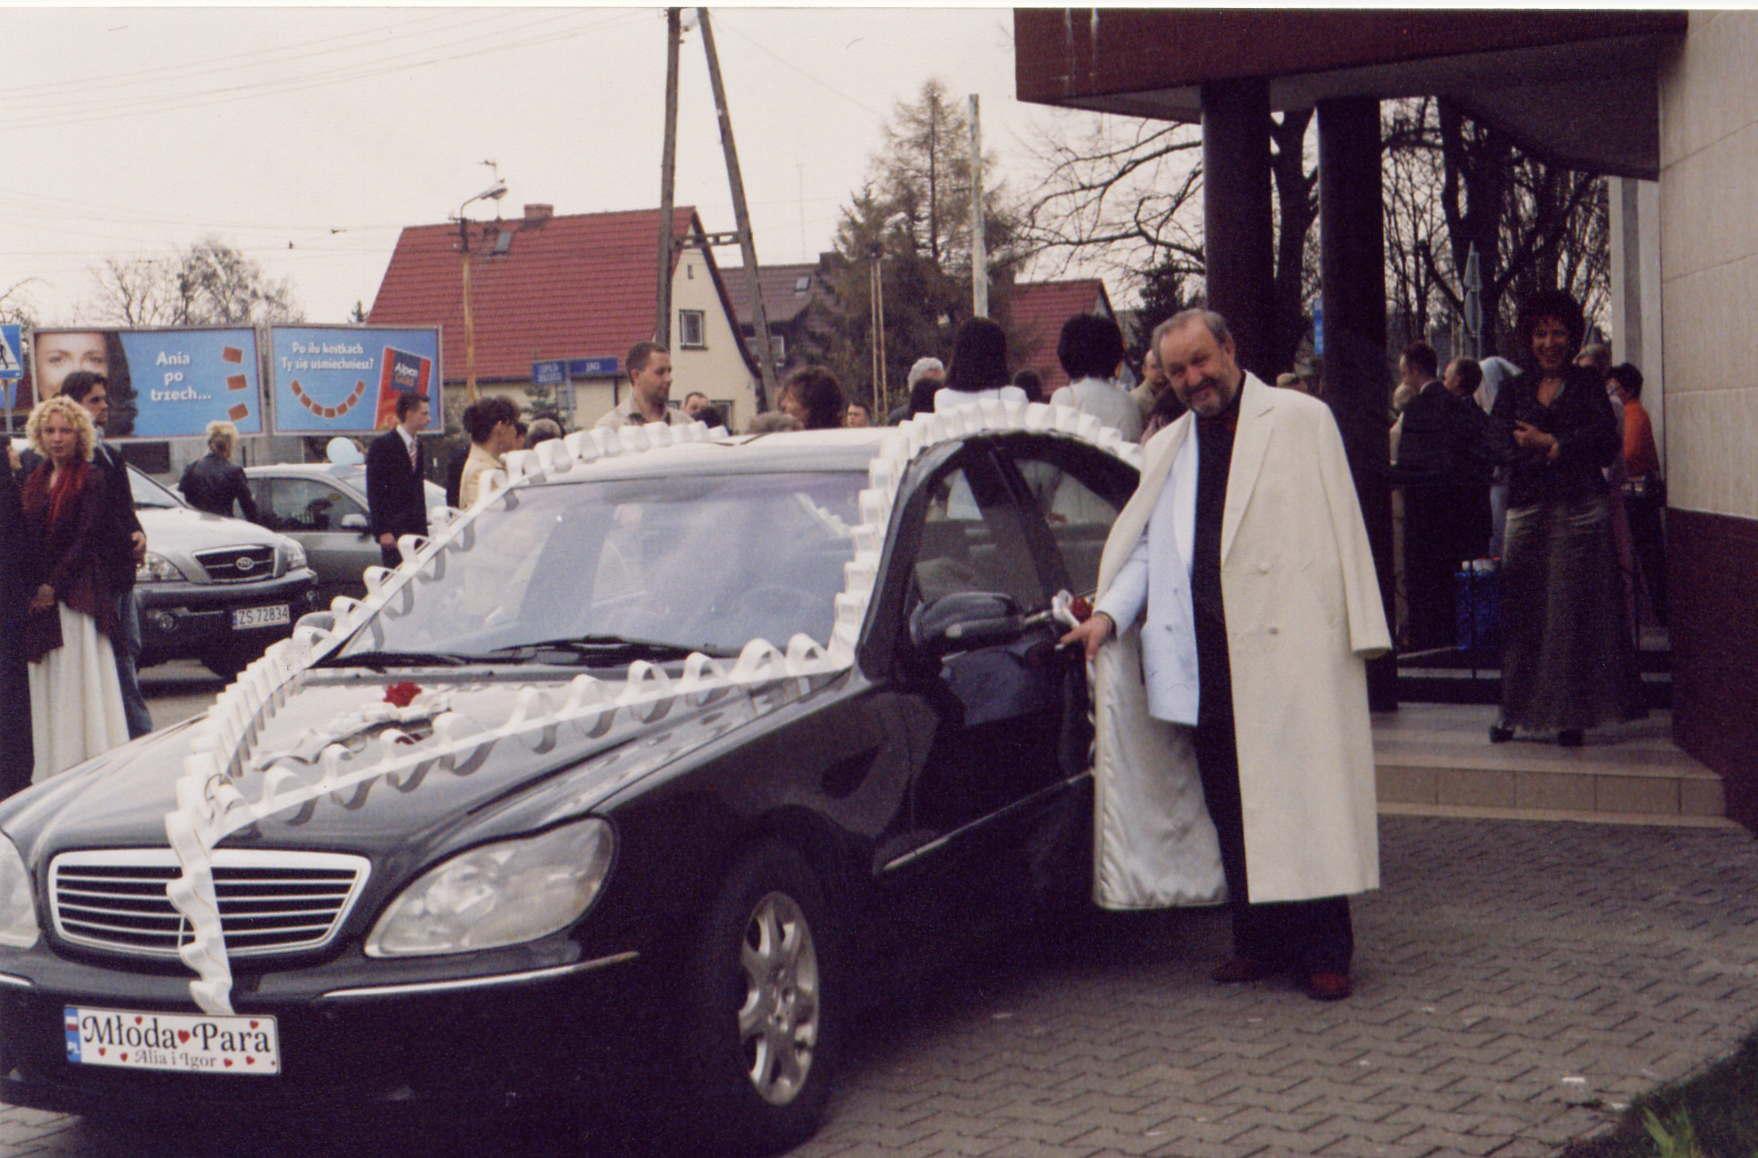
[1064,309,1390,1001]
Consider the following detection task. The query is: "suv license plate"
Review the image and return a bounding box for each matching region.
[232,604,290,631]
[65,1006,280,1075]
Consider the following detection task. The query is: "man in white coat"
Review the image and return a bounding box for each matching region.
[1062,308,1390,1001]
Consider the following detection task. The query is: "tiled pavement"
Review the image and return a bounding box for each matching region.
[2,815,1755,1156]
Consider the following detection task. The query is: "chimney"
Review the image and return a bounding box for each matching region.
[522,203,554,225]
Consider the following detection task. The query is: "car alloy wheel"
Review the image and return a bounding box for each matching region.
[685,841,835,1154]
[737,890,820,1106]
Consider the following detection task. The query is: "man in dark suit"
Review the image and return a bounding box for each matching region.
[365,392,431,567]
[46,372,153,737]
[1395,354,1497,651]
[1,441,40,795]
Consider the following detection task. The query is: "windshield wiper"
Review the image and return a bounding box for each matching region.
[319,649,481,670]
[485,635,733,663]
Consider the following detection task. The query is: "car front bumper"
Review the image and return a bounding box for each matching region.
[0,948,649,1117]
[135,570,321,666]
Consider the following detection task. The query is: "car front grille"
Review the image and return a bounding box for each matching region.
[50,849,370,960]
[195,545,278,583]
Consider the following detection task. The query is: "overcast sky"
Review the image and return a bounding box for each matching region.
[0,5,1090,327]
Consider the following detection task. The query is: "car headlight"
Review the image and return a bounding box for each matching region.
[364,818,614,957]
[135,552,186,583]
[0,838,39,950]
[282,540,308,572]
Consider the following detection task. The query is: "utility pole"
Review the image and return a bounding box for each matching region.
[698,7,777,411]
[869,244,887,414]
[969,94,989,320]
[460,218,478,402]
[456,161,507,404]
[656,8,682,347]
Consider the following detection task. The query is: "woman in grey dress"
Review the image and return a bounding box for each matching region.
[1490,290,1634,747]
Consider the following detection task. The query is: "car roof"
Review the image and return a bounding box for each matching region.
[244,462,364,480]
[532,428,891,484]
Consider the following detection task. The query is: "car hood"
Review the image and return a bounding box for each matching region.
[1,663,847,869]
[138,505,291,552]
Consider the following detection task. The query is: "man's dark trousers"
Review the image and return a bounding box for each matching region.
[96,443,151,737]
[0,464,36,795]
[1190,408,1353,975]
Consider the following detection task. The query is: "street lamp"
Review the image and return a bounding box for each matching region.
[455,168,508,403]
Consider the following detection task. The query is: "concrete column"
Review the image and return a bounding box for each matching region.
[1199,80,1276,379]
[1610,176,1665,469]
[1318,95,1398,711]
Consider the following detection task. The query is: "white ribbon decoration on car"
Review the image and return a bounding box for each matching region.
[162,406,1141,1014]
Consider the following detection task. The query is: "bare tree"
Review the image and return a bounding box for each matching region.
[1020,108,1317,371]
[87,257,179,326]
[0,278,37,327]
[84,237,302,327]
[1017,112,1204,289]
[1381,98,1607,358]
[1268,108,1318,373]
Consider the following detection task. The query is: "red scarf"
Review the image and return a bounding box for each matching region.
[22,456,91,531]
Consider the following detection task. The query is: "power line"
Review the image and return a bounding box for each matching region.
[711,14,888,121]
[0,10,642,132]
[0,8,502,104]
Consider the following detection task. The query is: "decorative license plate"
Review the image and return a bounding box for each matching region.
[232,604,291,631]
[64,1006,280,1075]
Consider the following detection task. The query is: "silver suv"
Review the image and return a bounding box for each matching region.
[127,467,320,678]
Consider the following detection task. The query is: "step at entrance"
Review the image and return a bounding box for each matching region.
[1372,704,1735,828]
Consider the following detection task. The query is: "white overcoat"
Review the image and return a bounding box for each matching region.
[1089,373,1392,908]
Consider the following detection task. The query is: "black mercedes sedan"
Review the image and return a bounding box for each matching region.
[0,412,1141,1153]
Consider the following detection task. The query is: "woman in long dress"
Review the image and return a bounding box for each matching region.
[1489,290,1634,747]
[19,395,129,781]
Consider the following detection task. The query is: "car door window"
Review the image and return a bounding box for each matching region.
[265,478,364,532]
[1001,441,1135,596]
[909,456,1045,612]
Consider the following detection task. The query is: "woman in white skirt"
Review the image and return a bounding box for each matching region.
[19,396,129,781]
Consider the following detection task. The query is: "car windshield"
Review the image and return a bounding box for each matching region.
[128,467,182,509]
[330,469,867,664]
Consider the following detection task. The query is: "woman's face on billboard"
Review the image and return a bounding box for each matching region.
[35,331,109,397]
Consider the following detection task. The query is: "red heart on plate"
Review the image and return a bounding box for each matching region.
[249,1020,259,1029]
[119,1053,128,1062]
[178,1030,190,1044]
[133,1016,143,1025]
[97,1048,106,1057]
[245,1056,255,1065]
[223,1058,233,1068]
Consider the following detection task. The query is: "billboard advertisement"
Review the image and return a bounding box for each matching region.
[269,325,442,435]
[31,327,263,439]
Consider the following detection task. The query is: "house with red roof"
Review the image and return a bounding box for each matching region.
[721,259,833,377]
[368,204,760,429]
[1007,278,1121,395]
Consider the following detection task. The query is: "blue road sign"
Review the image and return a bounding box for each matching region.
[568,356,619,378]
[532,359,567,386]
[0,325,22,380]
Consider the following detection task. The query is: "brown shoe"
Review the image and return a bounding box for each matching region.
[1211,956,1273,984]
[1304,971,1352,1001]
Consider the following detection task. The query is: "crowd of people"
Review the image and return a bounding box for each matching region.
[0,287,1670,1009]
[1379,292,1664,746]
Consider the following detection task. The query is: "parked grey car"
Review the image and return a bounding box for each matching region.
[243,462,446,602]
[127,468,321,678]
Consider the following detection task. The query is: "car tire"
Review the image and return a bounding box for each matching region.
[681,841,836,1156]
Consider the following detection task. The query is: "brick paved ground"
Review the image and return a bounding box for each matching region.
[3,816,1755,1156]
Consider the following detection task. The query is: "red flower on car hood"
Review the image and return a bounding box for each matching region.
[383,681,422,708]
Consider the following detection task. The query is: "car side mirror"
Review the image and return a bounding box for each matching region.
[909,591,1025,657]
[340,512,369,533]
